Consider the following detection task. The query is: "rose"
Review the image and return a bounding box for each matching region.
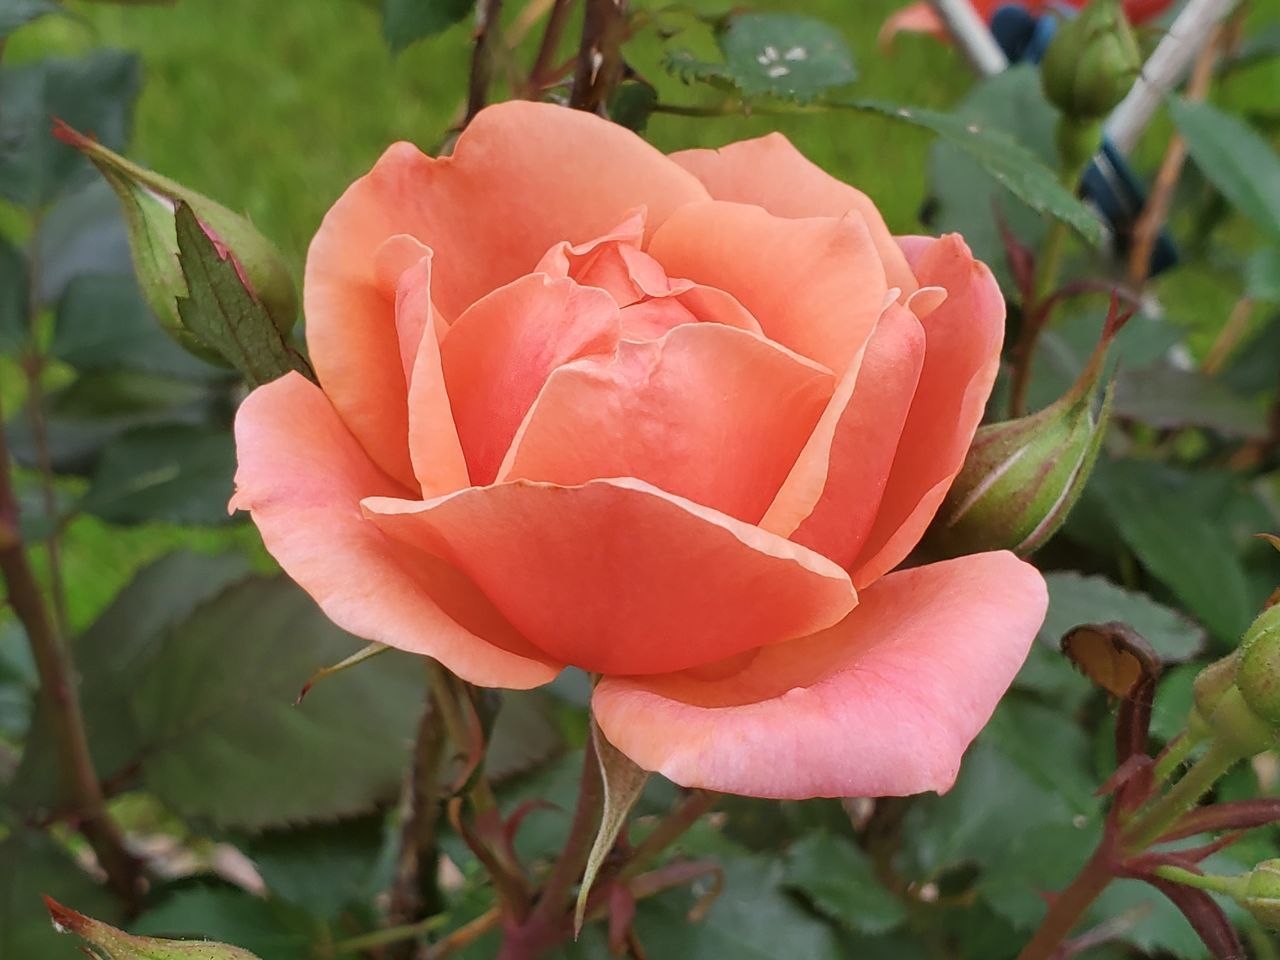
[232,101,1048,799]
[881,0,1172,48]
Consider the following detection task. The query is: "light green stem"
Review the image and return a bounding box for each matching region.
[1122,742,1242,852]
[1152,864,1247,898]
[333,915,447,954]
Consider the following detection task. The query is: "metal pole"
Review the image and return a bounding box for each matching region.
[927,0,1010,75]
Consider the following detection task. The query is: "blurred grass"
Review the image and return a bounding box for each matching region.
[16,0,974,275]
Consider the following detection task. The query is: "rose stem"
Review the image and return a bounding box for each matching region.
[0,397,144,909]
[385,683,449,959]
[526,0,575,95]
[617,788,719,882]
[465,0,505,125]
[569,0,629,114]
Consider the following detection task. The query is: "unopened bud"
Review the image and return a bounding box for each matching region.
[1238,602,1280,726]
[929,303,1126,558]
[53,121,297,365]
[1188,652,1239,740]
[1237,860,1280,930]
[1040,0,1142,123]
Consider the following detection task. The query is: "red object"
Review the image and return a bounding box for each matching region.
[881,0,1174,48]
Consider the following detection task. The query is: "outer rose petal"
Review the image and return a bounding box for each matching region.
[440,274,620,485]
[849,235,1005,588]
[230,372,560,689]
[762,304,926,568]
[648,201,887,373]
[361,478,857,677]
[671,135,917,297]
[592,552,1048,799]
[498,323,835,524]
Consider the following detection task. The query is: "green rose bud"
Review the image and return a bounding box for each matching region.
[1188,651,1239,740]
[928,303,1124,558]
[1237,601,1280,726]
[1040,0,1142,123]
[53,120,297,366]
[1237,859,1280,930]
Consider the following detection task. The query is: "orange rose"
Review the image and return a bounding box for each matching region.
[232,102,1047,799]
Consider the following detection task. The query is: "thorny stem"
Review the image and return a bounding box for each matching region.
[527,0,575,93]
[385,684,448,960]
[0,400,143,909]
[529,732,604,925]
[618,789,718,882]
[1020,743,1242,958]
[465,0,505,124]
[1015,845,1114,960]
[569,0,629,114]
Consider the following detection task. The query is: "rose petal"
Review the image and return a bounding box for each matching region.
[849,235,1005,587]
[593,552,1047,799]
[440,274,620,485]
[361,478,856,676]
[671,136,917,296]
[230,372,560,689]
[761,304,926,568]
[647,201,886,373]
[397,258,469,498]
[303,102,707,480]
[499,323,835,523]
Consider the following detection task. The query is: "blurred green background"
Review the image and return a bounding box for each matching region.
[6,0,973,276]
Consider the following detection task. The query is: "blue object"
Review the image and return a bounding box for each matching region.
[988,4,1179,278]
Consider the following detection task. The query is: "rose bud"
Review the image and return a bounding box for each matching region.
[927,301,1125,559]
[1188,651,1240,740]
[53,120,297,363]
[1040,0,1142,124]
[1236,601,1280,725]
[1235,860,1280,930]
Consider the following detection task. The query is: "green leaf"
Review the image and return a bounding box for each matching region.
[0,50,141,208]
[666,14,857,104]
[631,854,843,959]
[1246,245,1280,302]
[923,66,1057,292]
[575,722,649,933]
[0,0,63,39]
[79,424,237,526]
[133,576,425,829]
[130,888,312,960]
[0,831,120,959]
[482,688,563,782]
[34,180,134,306]
[784,833,906,935]
[0,235,27,353]
[843,96,1104,247]
[47,896,263,959]
[173,201,311,387]
[382,0,473,52]
[1039,571,1207,664]
[1171,97,1280,239]
[236,816,388,918]
[3,369,223,475]
[52,274,213,379]
[900,707,1097,880]
[1093,459,1255,643]
[1113,363,1269,439]
[10,550,254,812]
